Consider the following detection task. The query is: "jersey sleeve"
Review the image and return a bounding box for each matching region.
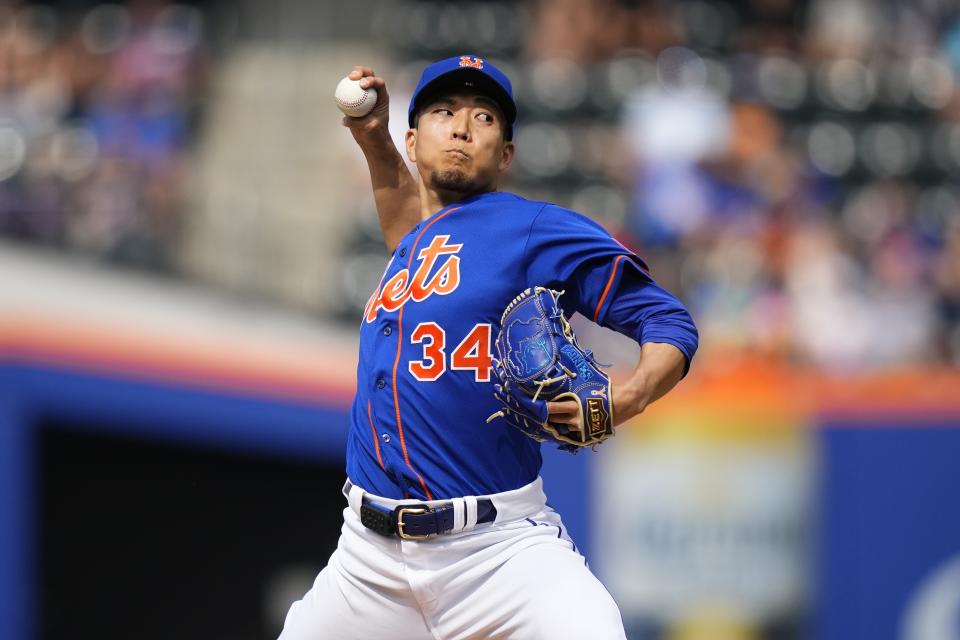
[524,204,699,374]
[602,267,699,376]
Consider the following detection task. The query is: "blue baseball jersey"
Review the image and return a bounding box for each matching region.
[347,191,698,500]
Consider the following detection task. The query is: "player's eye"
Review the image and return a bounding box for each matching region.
[476,113,494,123]
[434,108,453,116]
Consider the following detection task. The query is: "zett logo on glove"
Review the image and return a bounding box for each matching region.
[587,398,608,437]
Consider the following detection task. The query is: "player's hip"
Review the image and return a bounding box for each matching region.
[342,475,555,541]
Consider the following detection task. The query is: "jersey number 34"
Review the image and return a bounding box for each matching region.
[408,322,492,382]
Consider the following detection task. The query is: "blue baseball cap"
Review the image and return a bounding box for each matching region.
[408,55,517,140]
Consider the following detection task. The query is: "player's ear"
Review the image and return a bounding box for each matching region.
[498,140,514,173]
[405,128,417,163]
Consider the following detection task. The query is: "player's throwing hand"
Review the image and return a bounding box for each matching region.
[341,66,392,145]
[337,64,421,253]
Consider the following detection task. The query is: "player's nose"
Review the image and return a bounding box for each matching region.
[450,111,471,141]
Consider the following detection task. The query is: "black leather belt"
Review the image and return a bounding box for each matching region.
[359,496,497,540]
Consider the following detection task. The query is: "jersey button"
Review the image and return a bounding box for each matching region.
[381,433,391,443]
[376,377,386,389]
[383,326,392,336]
[398,246,406,257]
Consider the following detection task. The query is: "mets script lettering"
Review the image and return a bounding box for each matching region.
[365,235,463,322]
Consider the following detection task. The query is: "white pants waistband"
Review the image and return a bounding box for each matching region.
[342,477,547,535]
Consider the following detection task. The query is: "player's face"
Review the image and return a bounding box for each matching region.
[406,91,514,196]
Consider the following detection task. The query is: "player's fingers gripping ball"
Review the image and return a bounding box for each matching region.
[334,76,378,118]
[486,287,615,453]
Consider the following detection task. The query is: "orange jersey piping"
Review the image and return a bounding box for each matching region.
[390,206,462,500]
[367,399,385,470]
[594,254,628,322]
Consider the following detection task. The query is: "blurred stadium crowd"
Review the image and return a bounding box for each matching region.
[3,0,960,371]
[0,0,205,270]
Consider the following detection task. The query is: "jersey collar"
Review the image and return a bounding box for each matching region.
[427,191,517,222]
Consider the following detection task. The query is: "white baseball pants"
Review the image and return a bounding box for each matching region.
[279,477,626,640]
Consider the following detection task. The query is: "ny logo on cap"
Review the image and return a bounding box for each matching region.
[459,56,484,70]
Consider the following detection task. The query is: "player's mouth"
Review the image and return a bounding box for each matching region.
[445,149,470,161]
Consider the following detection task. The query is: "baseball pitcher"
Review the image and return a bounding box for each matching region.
[279,55,699,640]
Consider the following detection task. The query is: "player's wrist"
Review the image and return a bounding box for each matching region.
[356,129,401,158]
[354,127,393,149]
[612,374,652,425]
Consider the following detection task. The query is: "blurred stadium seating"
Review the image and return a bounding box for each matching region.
[3,0,959,367]
[2,1,960,639]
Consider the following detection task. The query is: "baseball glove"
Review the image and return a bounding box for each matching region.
[486,287,614,453]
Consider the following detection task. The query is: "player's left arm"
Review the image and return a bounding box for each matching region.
[623,340,689,415]
[578,264,697,427]
[523,206,698,429]
[584,341,687,426]
[547,290,696,428]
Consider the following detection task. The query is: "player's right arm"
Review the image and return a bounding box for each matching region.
[342,66,421,253]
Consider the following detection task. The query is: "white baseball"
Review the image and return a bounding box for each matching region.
[334,77,378,118]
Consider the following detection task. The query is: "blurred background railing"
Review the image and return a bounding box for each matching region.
[2,1,959,639]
